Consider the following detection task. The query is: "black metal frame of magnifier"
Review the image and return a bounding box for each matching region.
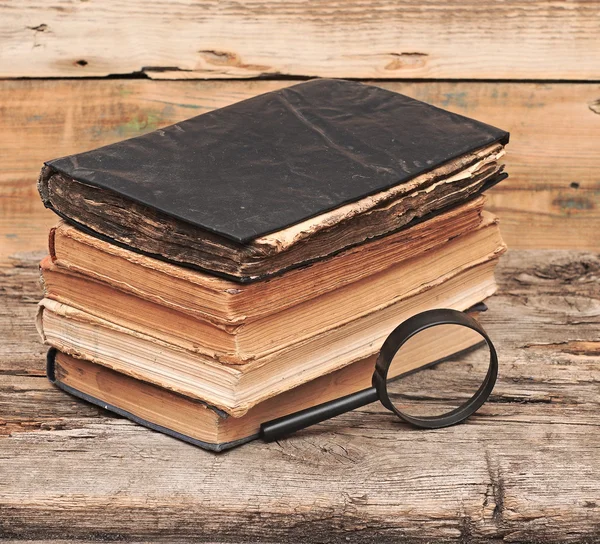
[260,308,498,442]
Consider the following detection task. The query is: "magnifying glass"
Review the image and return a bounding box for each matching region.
[260,308,498,442]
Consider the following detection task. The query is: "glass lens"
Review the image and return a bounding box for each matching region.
[385,323,490,418]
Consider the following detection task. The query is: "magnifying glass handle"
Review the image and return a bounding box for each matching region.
[260,387,379,442]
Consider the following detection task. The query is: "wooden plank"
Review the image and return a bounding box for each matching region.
[1,250,600,542]
[1,79,599,258]
[2,1,600,79]
[0,251,46,375]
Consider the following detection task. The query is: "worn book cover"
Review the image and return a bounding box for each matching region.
[39,79,509,281]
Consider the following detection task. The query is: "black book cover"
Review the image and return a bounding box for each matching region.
[44,79,509,244]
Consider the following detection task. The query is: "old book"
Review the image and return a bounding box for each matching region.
[38,79,509,282]
[41,207,503,362]
[49,314,485,451]
[47,196,485,326]
[37,251,501,417]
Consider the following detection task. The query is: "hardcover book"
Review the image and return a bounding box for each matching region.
[48,303,485,451]
[38,79,508,281]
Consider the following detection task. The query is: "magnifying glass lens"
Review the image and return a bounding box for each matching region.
[260,309,497,441]
[385,323,491,418]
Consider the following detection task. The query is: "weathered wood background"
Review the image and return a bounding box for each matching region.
[1,250,600,542]
[3,1,600,79]
[2,79,600,259]
[1,2,600,542]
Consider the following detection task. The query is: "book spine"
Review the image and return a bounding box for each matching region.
[48,225,57,262]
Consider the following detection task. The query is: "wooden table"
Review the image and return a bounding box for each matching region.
[1,249,599,542]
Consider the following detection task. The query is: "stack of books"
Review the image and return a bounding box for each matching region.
[36,79,509,450]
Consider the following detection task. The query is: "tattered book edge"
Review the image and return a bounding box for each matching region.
[41,172,507,284]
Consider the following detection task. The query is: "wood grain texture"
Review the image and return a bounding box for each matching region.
[1,249,600,542]
[1,79,599,261]
[2,1,600,79]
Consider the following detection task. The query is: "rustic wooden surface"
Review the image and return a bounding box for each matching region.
[3,1,600,79]
[2,79,600,258]
[1,248,599,542]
